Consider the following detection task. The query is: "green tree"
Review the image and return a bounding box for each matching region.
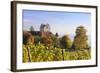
[30,26,34,31]
[72,26,88,49]
[50,34,60,48]
[34,36,42,44]
[55,33,59,37]
[61,35,72,49]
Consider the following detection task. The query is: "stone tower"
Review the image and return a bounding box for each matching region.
[40,24,50,32]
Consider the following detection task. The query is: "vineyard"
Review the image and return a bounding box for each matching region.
[23,43,91,63]
[23,26,91,63]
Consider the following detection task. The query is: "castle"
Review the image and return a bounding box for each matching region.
[40,23,50,32]
[30,23,52,37]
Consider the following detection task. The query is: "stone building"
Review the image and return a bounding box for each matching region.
[40,24,50,32]
[30,23,51,37]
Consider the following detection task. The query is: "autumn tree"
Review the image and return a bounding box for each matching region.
[72,26,88,49]
[23,31,34,45]
[61,35,72,49]
[41,36,52,47]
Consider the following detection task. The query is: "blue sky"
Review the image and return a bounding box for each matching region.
[23,10,91,37]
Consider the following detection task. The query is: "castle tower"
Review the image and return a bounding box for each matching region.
[40,23,50,32]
